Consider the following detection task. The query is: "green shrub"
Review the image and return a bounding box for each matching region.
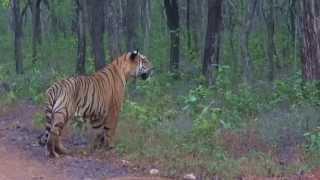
[304,128,320,152]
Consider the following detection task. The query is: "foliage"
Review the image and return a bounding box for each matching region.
[0,0,10,8]
[304,128,320,152]
[0,0,320,178]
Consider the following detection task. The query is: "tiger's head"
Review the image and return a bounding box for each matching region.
[124,50,153,80]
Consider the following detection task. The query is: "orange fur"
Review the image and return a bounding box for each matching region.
[39,51,152,157]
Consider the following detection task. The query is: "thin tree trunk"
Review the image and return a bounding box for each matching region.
[105,0,122,60]
[12,0,23,74]
[263,0,276,81]
[169,29,180,72]
[186,0,191,50]
[141,0,151,53]
[202,0,223,86]
[47,0,59,36]
[75,0,86,74]
[190,0,199,51]
[189,0,205,57]
[288,0,298,72]
[240,0,258,83]
[289,0,297,40]
[86,0,106,71]
[164,0,180,73]
[225,1,238,80]
[125,0,139,50]
[301,0,320,80]
[31,0,42,63]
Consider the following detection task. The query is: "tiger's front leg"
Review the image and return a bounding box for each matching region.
[104,109,120,149]
[93,128,113,150]
[94,110,119,150]
[94,125,116,150]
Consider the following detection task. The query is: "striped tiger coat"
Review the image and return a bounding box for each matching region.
[39,51,153,158]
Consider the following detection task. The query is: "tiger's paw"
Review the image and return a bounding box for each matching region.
[93,134,114,150]
[46,145,60,158]
[49,150,60,158]
[56,143,71,155]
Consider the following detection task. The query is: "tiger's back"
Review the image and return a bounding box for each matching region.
[39,51,153,158]
[44,72,116,130]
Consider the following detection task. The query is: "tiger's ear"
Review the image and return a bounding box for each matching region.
[129,50,139,60]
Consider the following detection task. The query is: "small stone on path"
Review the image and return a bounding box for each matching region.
[183,173,196,180]
[121,159,130,166]
[149,168,159,175]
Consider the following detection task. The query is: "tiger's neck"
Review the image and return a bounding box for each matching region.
[98,59,127,88]
[111,63,126,88]
[110,55,130,83]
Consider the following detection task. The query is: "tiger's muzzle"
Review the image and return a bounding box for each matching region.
[140,67,154,80]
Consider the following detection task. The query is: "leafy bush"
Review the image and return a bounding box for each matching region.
[192,107,221,137]
[183,85,209,110]
[304,128,320,152]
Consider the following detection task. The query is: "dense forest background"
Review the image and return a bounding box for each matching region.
[1,0,320,179]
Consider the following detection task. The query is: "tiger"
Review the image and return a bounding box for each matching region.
[39,50,153,158]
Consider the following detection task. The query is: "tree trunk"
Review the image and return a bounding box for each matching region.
[289,0,297,40]
[226,1,238,80]
[240,0,258,83]
[75,0,86,74]
[301,0,320,80]
[263,0,276,81]
[164,0,180,73]
[202,0,223,86]
[141,0,151,53]
[125,0,139,50]
[186,0,191,50]
[31,0,42,63]
[188,0,205,58]
[12,0,23,74]
[47,0,59,36]
[105,0,122,60]
[86,0,106,71]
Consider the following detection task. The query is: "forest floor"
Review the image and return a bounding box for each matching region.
[0,101,320,180]
[0,101,169,180]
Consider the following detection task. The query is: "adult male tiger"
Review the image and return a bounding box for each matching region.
[39,50,153,158]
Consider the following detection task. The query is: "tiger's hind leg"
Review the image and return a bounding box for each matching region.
[47,133,60,158]
[55,135,70,155]
[47,112,70,157]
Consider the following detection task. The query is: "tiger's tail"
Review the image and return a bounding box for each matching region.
[38,88,55,146]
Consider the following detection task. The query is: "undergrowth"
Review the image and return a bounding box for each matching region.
[116,69,320,178]
[0,34,320,179]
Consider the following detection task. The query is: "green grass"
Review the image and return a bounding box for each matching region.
[0,17,320,179]
[107,68,319,178]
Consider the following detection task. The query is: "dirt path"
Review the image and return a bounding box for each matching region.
[0,102,164,180]
[2,101,320,180]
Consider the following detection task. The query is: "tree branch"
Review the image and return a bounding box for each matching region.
[21,0,31,17]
